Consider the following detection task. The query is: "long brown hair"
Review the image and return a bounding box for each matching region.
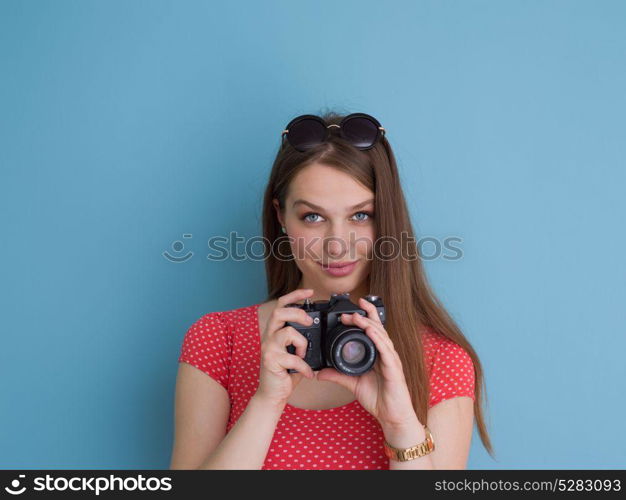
[261,109,494,457]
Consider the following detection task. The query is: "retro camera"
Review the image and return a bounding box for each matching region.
[285,292,386,376]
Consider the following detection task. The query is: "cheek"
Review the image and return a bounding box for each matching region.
[353,228,374,257]
[288,229,323,261]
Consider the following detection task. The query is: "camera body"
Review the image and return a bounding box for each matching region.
[285,293,386,376]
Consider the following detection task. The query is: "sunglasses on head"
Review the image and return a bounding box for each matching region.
[281,112,386,152]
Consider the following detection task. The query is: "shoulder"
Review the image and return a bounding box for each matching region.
[421,326,476,407]
[182,302,261,340]
[178,311,230,362]
[177,302,261,388]
[422,327,474,375]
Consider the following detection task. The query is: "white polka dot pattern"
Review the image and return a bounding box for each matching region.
[424,331,476,408]
[178,303,476,470]
[179,311,231,390]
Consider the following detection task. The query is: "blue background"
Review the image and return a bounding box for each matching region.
[1,0,624,469]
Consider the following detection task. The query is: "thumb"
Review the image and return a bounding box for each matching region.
[316,368,358,393]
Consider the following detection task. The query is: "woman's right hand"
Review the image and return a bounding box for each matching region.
[254,288,317,407]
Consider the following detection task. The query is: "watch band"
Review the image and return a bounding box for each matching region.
[383,425,435,462]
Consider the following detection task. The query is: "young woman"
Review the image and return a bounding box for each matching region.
[170,111,493,470]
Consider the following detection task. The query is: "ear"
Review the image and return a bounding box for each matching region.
[272,198,285,227]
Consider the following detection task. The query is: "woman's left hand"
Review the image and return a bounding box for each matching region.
[316,297,418,430]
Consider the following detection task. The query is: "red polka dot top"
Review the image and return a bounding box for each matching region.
[178,302,475,470]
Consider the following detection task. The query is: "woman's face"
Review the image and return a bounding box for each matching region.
[273,163,375,300]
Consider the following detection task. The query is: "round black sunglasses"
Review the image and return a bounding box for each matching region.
[281,112,386,152]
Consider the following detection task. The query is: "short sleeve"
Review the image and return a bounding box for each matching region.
[178,312,231,390]
[428,339,475,408]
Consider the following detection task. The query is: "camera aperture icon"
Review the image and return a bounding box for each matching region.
[5,475,26,495]
[163,234,194,263]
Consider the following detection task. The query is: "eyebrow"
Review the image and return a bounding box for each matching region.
[292,198,375,211]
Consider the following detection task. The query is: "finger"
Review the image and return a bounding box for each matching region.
[342,312,394,350]
[276,288,314,309]
[282,306,316,328]
[275,352,315,379]
[273,326,310,359]
[344,313,400,370]
[340,312,387,342]
[358,297,384,325]
[266,305,314,338]
[315,367,358,393]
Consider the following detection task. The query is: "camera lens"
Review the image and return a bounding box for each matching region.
[341,340,366,365]
[326,325,377,376]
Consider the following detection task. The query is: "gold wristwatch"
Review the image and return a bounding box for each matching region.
[383,425,435,462]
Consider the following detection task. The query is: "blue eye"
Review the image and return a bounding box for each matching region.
[302,213,324,223]
[352,211,373,222]
[301,211,374,223]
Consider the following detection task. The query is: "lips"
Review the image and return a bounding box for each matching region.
[317,260,359,277]
[319,261,358,269]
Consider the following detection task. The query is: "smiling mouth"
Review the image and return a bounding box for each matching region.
[317,261,358,269]
[316,260,360,278]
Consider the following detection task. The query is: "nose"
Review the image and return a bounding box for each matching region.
[326,238,345,258]
[323,223,352,260]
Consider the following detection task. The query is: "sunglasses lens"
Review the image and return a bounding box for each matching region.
[342,116,379,149]
[287,118,327,151]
